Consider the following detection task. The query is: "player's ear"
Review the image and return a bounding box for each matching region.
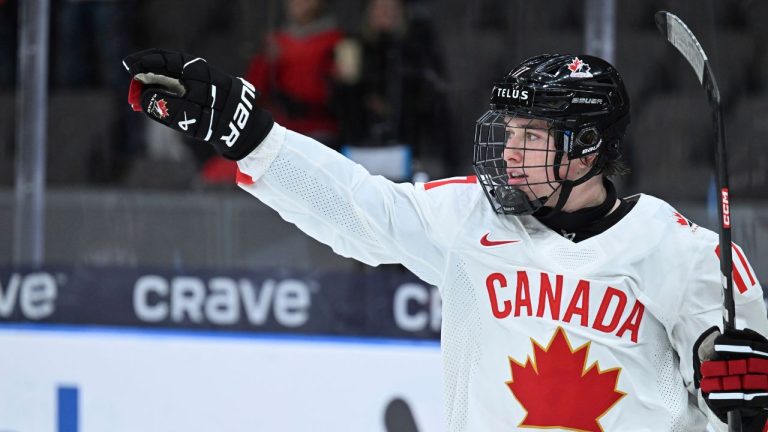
[577,154,597,168]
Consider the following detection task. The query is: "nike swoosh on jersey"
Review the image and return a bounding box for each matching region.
[480,232,521,247]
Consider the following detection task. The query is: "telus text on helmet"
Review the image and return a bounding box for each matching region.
[495,87,529,101]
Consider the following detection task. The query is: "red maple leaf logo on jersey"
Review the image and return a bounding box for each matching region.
[568,57,584,73]
[672,210,698,232]
[673,211,689,226]
[506,327,625,432]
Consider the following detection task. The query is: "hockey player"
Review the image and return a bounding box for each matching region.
[123,49,768,431]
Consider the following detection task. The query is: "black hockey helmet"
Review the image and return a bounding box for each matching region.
[473,54,631,215]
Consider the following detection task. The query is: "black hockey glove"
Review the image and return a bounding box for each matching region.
[694,326,768,430]
[122,48,274,160]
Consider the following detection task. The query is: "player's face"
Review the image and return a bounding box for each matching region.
[501,117,565,202]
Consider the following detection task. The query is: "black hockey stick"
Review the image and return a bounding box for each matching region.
[654,11,740,432]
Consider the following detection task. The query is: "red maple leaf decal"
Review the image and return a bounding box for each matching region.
[156,99,169,118]
[673,211,689,227]
[506,327,625,432]
[568,57,583,72]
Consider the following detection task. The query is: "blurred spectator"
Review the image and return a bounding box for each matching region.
[0,0,16,89]
[336,0,452,179]
[200,0,344,186]
[245,0,345,148]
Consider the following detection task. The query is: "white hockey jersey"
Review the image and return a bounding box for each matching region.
[236,124,767,432]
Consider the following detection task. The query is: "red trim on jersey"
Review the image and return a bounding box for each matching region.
[715,244,754,294]
[733,244,757,286]
[236,169,255,185]
[423,175,477,191]
[733,265,749,294]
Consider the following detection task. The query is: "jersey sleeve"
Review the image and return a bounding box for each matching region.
[234,124,480,286]
[670,236,768,394]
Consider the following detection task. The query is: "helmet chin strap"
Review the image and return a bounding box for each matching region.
[544,162,602,214]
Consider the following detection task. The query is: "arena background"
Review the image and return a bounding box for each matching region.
[0,1,766,431]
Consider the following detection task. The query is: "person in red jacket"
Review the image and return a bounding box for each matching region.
[245,0,344,148]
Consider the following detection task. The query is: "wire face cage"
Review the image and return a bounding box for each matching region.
[473,110,573,215]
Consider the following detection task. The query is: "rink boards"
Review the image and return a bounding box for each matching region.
[0,327,443,432]
[0,266,445,432]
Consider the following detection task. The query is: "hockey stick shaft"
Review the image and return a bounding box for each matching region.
[654,11,739,432]
[653,11,734,330]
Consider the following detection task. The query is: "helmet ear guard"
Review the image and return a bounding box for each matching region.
[559,126,602,160]
[571,127,602,156]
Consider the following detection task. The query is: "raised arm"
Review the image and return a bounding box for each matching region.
[122,48,477,286]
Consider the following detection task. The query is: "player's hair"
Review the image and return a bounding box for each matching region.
[601,157,630,177]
